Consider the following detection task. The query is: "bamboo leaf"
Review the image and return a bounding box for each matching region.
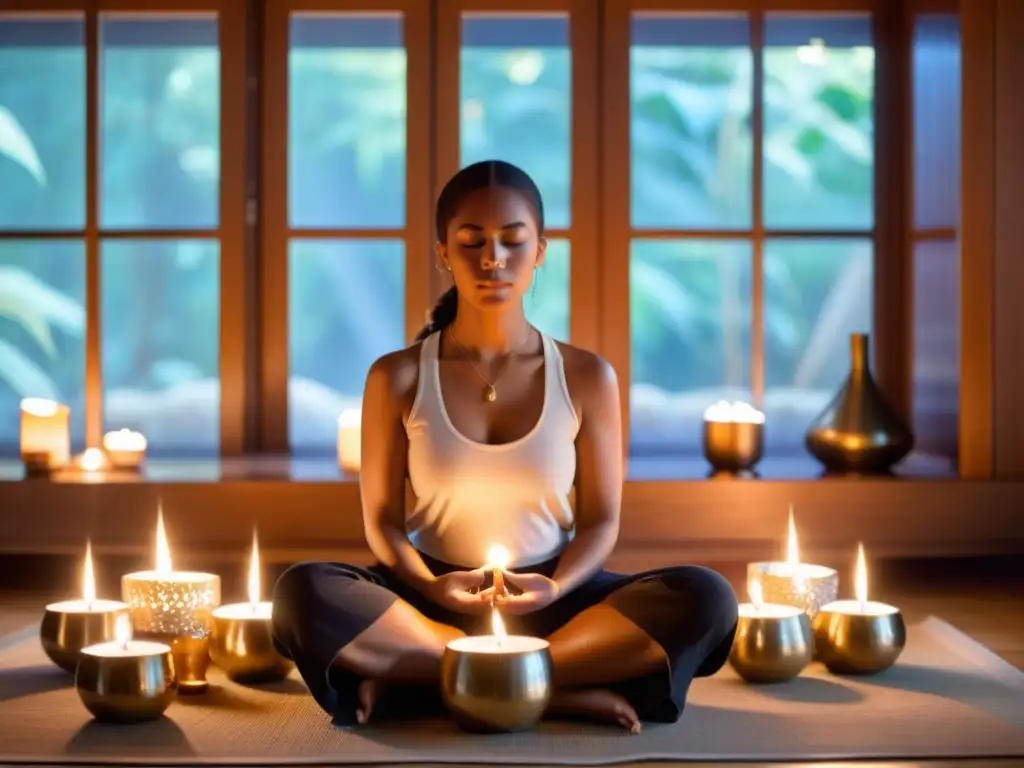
[0,338,59,399]
[0,106,46,186]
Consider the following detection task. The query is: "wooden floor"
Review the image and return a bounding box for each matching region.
[0,554,1021,768]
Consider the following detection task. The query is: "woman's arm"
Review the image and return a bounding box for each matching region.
[359,353,438,594]
[550,353,624,596]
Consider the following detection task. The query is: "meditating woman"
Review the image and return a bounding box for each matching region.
[271,160,739,732]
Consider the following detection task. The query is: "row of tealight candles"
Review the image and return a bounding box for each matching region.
[731,507,906,684]
[40,505,293,724]
[20,397,147,475]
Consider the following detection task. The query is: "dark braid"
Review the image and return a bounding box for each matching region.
[416,160,545,341]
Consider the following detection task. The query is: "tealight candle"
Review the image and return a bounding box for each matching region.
[72,447,112,475]
[20,397,71,474]
[701,399,765,473]
[728,579,813,683]
[441,608,552,733]
[337,409,361,473]
[40,539,131,672]
[747,506,839,617]
[814,542,906,675]
[102,428,147,470]
[210,529,294,682]
[76,613,176,723]
[121,504,220,692]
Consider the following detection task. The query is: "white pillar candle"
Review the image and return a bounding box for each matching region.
[20,397,71,470]
[337,409,361,473]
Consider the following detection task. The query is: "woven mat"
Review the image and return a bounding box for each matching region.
[0,616,1021,765]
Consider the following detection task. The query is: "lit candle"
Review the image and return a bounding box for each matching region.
[701,400,765,473]
[76,613,177,723]
[210,529,294,682]
[102,428,147,470]
[814,543,906,675]
[486,544,511,596]
[729,578,813,683]
[73,447,112,474]
[702,400,765,425]
[40,539,131,672]
[747,505,839,617]
[20,397,71,473]
[337,409,361,473]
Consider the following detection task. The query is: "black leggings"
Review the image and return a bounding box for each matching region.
[271,553,739,725]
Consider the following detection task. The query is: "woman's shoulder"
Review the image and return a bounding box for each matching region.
[365,342,423,403]
[551,339,620,402]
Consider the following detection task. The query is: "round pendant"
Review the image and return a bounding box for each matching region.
[484,385,497,403]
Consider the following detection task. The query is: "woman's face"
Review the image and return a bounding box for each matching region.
[437,186,546,312]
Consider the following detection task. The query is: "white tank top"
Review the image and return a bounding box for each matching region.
[404,330,580,569]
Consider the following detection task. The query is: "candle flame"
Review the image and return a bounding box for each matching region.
[248,528,261,606]
[83,539,96,608]
[21,397,60,417]
[748,578,763,610]
[491,607,508,639]
[155,503,172,574]
[855,542,869,604]
[115,612,132,649]
[79,447,107,472]
[785,505,800,565]
[486,545,511,570]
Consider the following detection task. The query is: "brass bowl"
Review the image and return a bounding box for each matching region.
[813,601,906,675]
[40,601,131,673]
[76,642,177,723]
[441,636,553,733]
[702,420,764,473]
[729,608,813,684]
[210,608,294,683]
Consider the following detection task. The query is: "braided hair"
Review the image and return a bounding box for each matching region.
[416,160,545,342]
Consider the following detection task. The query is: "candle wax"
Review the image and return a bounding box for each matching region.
[83,640,170,658]
[821,599,900,617]
[124,570,218,584]
[45,599,127,614]
[756,562,836,579]
[213,602,273,620]
[738,602,804,619]
[448,635,548,654]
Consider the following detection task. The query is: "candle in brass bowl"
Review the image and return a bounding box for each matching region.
[41,540,131,672]
[76,614,177,723]
[701,400,765,474]
[441,609,552,733]
[729,579,813,683]
[814,543,906,675]
[210,530,294,682]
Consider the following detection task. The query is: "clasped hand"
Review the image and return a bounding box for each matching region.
[428,569,560,615]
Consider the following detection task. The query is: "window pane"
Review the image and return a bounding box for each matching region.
[289,239,405,452]
[913,239,959,458]
[0,18,85,231]
[527,238,569,342]
[0,241,86,453]
[289,15,406,230]
[763,15,874,230]
[913,14,961,231]
[631,15,752,230]
[630,239,752,461]
[763,238,873,450]
[101,239,219,455]
[461,14,571,229]
[100,16,220,231]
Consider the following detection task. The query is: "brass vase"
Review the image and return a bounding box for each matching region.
[805,333,914,473]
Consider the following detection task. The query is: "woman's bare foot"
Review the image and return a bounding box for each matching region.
[356,679,385,724]
[548,688,642,733]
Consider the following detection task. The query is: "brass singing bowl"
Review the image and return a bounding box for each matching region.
[702,420,764,473]
[729,611,814,684]
[210,615,294,683]
[813,607,907,675]
[441,638,553,733]
[40,604,131,673]
[76,650,177,723]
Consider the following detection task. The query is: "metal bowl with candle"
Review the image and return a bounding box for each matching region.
[701,400,765,474]
[76,614,177,723]
[211,530,294,682]
[40,540,130,672]
[441,609,553,733]
[729,579,813,683]
[814,543,906,675]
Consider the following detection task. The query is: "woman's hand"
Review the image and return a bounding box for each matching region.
[489,572,561,614]
[426,569,490,614]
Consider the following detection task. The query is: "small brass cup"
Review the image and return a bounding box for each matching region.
[813,601,907,675]
[40,601,131,673]
[729,606,813,684]
[210,606,294,683]
[141,632,211,693]
[441,636,553,733]
[702,419,764,473]
[76,641,177,723]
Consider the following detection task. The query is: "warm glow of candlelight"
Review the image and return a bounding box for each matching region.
[491,607,507,639]
[21,397,61,418]
[487,545,511,570]
[855,542,869,605]
[83,539,96,608]
[748,578,763,611]
[785,506,800,565]
[248,529,261,607]
[78,447,108,472]
[115,612,132,650]
[155,505,172,574]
